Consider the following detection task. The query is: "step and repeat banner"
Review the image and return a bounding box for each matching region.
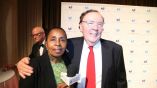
[61,2,157,88]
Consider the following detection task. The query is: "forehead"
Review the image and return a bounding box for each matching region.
[83,12,103,22]
[48,29,66,37]
[32,27,43,34]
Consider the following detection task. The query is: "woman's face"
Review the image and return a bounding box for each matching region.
[46,28,67,58]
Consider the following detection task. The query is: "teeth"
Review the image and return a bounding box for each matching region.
[90,32,98,36]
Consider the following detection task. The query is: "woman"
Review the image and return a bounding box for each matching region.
[19,27,70,88]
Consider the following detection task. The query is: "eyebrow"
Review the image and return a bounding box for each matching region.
[83,20,104,23]
[50,36,66,39]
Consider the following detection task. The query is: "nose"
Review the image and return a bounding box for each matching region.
[56,39,61,46]
[92,24,99,31]
[33,36,37,40]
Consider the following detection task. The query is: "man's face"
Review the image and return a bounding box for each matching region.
[32,28,45,43]
[79,12,104,46]
[46,29,67,58]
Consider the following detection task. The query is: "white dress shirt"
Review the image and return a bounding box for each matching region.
[39,40,45,56]
[77,40,102,88]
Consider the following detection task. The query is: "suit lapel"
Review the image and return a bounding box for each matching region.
[39,53,57,88]
[74,38,84,69]
[42,45,47,54]
[35,44,40,57]
[100,39,112,87]
[67,37,84,75]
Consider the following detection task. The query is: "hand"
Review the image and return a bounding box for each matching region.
[16,57,33,79]
[57,83,69,88]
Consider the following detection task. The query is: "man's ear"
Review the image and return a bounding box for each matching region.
[79,24,83,32]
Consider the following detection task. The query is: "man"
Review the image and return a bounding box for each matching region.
[17,26,46,78]
[29,26,46,58]
[17,10,127,88]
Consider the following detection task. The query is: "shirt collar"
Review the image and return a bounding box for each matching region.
[83,40,101,49]
[42,39,45,45]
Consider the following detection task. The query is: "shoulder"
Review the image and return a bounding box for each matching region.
[32,42,39,48]
[30,52,49,66]
[36,52,49,62]
[100,38,122,49]
[67,37,83,48]
[68,37,83,43]
[62,53,71,67]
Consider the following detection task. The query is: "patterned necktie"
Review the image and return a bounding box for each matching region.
[86,46,96,88]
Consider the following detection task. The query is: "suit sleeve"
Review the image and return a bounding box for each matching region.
[19,59,38,88]
[115,45,127,88]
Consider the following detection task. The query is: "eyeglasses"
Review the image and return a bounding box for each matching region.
[82,21,104,28]
[32,32,43,37]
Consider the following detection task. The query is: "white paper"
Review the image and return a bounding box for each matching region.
[61,72,80,86]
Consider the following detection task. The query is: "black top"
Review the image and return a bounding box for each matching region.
[19,51,70,88]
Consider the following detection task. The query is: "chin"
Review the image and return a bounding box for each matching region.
[55,53,63,56]
[54,55,61,58]
[90,38,98,42]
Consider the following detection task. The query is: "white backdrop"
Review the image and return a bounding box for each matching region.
[61,2,157,88]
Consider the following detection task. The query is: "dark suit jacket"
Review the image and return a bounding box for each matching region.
[67,37,127,88]
[19,52,70,88]
[29,42,47,58]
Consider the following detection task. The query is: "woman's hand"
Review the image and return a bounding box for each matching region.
[57,83,70,88]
